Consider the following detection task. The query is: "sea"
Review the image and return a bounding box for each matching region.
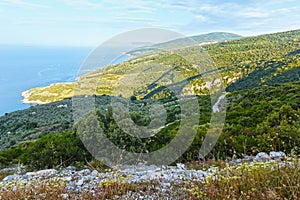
[0,45,92,116]
[0,45,133,116]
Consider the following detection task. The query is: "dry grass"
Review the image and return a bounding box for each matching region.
[0,175,187,199]
[185,158,300,200]
[0,159,299,199]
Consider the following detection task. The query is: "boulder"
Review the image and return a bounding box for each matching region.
[269,151,285,160]
[78,169,91,176]
[26,169,58,177]
[91,170,99,176]
[76,179,84,186]
[254,152,270,162]
[61,194,69,199]
[2,175,19,182]
[65,166,76,171]
[176,163,185,170]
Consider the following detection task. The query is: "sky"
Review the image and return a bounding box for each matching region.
[0,0,300,47]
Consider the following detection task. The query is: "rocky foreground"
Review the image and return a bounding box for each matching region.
[0,151,295,199]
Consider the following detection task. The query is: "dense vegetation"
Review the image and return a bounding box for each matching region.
[0,131,91,170]
[0,98,73,150]
[1,81,299,170]
[0,29,299,171]
[204,30,300,91]
[219,82,300,157]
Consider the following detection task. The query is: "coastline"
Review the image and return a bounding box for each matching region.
[21,90,45,105]
[21,82,75,105]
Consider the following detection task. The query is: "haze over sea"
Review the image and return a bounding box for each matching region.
[0,45,91,116]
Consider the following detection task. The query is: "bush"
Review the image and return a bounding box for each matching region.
[19,130,92,170]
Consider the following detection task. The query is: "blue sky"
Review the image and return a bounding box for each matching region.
[0,0,299,47]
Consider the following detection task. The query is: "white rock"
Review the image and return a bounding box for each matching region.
[269,151,285,160]
[61,194,69,199]
[254,152,270,162]
[176,163,185,170]
[76,179,84,186]
[2,175,17,182]
[0,167,17,173]
[63,176,72,182]
[79,169,91,175]
[65,166,76,171]
[91,170,99,176]
[26,169,58,177]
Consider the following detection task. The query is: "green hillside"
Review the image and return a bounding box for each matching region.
[0,29,299,169]
[21,30,300,104]
[204,30,300,91]
[1,81,299,169]
[146,32,242,50]
[125,32,242,56]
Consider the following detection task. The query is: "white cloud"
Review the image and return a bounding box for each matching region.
[194,15,208,22]
[162,0,297,20]
[62,0,156,13]
[1,0,299,46]
[12,15,158,29]
[113,16,157,24]
[0,0,48,8]
[163,0,299,35]
[121,5,155,13]
[63,0,102,9]
[102,0,158,14]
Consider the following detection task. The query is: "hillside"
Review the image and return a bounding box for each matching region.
[129,32,242,53]
[20,32,240,104]
[21,30,300,104]
[0,29,299,168]
[0,81,299,168]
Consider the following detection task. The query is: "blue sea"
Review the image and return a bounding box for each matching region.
[0,45,132,116]
[0,45,92,116]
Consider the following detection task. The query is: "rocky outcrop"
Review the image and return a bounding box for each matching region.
[0,151,293,199]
